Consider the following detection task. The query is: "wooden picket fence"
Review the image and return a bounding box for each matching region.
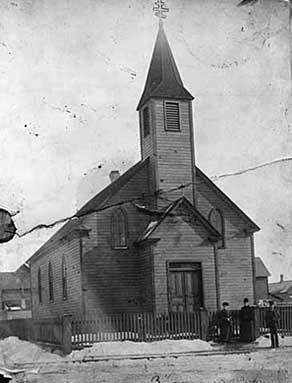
[71,310,208,349]
[1,305,292,354]
[207,310,242,341]
[207,306,292,342]
[256,306,292,336]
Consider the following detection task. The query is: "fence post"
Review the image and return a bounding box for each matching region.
[253,307,260,340]
[62,315,72,355]
[199,309,208,341]
[137,314,145,342]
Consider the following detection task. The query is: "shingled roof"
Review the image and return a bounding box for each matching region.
[269,280,292,295]
[196,167,260,233]
[0,272,30,290]
[255,257,270,278]
[137,23,193,110]
[27,158,149,264]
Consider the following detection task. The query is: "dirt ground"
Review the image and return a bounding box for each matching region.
[8,346,292,383]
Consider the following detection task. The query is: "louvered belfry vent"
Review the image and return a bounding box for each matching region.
[165,101,180,131]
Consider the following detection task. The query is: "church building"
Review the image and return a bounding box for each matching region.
[27,20,260,320]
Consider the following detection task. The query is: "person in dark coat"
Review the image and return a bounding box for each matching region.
[217,302,232,343]
[265,300,280,348]
[239,298,254,342]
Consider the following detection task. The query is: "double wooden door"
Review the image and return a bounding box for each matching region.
[168,262,203,312]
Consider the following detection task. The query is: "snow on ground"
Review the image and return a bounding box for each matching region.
[0,337,212,366]
[13,343,292,383]
[1,336,292,382]
[0,337,62,366]
[245,334,292,349]
[1,335,292,368]
[68,338,212,360]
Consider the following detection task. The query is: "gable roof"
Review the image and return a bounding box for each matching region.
[77,158,149,216]
[138,196,221,243]
[255,257,271,278]
[26,158,149,264]
[269,280,292,295]
[0,272,30,290]
[196,166,260,232]
[137,23,193,110]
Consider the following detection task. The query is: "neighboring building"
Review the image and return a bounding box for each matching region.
[0,264,32,320]
[26,22,260,320]
[255,257,270,303]
[269,275,292,304]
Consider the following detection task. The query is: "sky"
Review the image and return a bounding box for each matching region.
[0,0,291,282]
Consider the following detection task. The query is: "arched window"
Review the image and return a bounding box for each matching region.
[38,267,42,304]
[62,257,67,300]
[209,208,225,249]
[48,262,54,302]
[111,209,128,249]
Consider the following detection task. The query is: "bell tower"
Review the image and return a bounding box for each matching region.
[137,2,196,206]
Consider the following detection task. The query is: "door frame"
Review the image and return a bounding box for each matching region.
[166,260,205,312]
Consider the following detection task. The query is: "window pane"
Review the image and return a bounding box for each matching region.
[143,107,150,137]
[175,273,183,296]
[38,268,42,304]
[209,209,225,248]
[62,258,67,300]
[112,209,127,248]
[48,262,54,301]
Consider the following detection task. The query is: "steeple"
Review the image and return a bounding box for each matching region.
[137,22,193,111]
[138,3,196,207]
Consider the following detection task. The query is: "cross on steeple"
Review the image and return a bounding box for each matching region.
[153,0,169,21]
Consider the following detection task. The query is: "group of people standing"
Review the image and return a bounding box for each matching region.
[217,298,280,348]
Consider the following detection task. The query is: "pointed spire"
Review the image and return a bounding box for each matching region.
[137,22,193,110]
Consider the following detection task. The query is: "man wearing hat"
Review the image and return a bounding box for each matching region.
[265,300,280,348]
[239,298,254,342]
[217,302,232,343]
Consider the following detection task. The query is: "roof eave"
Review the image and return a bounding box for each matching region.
[141,197,222,243]
[196,166,260,232]
[134,238,160,246]
[26,158,150,265]
[136,92,194,111]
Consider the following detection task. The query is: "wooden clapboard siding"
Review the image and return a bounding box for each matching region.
[255,277,269,302]
[140,99,195,205]
[27,20,260,323]
[139,100,157,200]
[138,245,154,312]
[81,209,146,316]
[81,212,98,255]
[155,100,194,203]
[30,237,83,319]
[30,157,151,320]
[79,161,152,315]
[151,214,217,312]
[217,237,254,308]
[140,100,154,161]
[196,173,255,308]
[196,172,251,234]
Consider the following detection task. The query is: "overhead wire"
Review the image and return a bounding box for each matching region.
[10,153,283,239]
